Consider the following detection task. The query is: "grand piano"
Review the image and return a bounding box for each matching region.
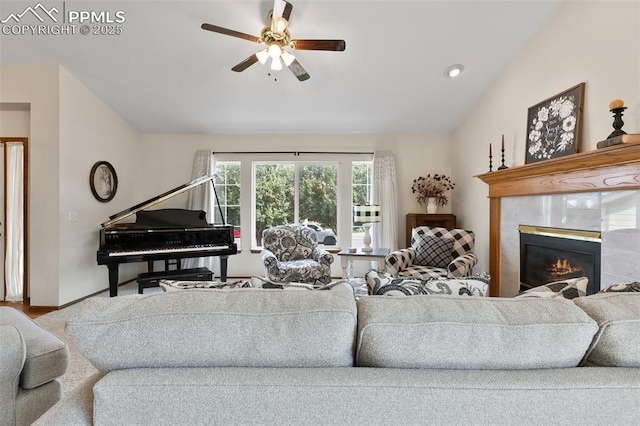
[97,175,237,296]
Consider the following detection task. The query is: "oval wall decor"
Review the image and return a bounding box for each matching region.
[89,161,118,202]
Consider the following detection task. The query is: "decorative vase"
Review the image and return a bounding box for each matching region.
[426,197,438,214]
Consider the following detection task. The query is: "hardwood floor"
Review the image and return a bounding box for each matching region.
[0,300,56,318]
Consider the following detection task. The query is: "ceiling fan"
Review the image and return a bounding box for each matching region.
[201,0,346,81]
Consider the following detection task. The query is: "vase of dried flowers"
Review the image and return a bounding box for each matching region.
[411,174,455,213]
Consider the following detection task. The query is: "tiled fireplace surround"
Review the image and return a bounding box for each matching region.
[478,142,640,297]
[500,191,639,297]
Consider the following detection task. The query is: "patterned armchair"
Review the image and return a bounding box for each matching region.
[386,226,477,280]
[261,224,334,285]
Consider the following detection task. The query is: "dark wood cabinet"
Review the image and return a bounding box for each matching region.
[405,213,456,246]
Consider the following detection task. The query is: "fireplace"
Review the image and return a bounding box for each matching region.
[519,226,601,294]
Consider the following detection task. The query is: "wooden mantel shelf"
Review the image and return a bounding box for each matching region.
[476,141,640,198]
[475,141,640,297]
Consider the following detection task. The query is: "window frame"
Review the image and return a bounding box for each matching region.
[213,161,241,248]
[214,153,374,252]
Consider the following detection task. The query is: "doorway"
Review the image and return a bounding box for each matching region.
[1,137,29,302]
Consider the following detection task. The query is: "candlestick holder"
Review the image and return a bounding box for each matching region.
[488,152,493,172]
[498,146,508,170]
[607,106,628,138]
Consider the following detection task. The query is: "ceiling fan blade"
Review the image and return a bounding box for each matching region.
[282,1,293,22]
[271,1,293,34]
[201,23,260,43]
[292,39,346,51]
[287,58,310,81]
[231,54,259,72]
[272,0,286,19]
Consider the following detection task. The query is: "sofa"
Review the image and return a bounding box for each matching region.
[36,284,640,425]
[0,307,70,426]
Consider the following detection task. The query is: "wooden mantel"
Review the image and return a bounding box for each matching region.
[476,141,640,296]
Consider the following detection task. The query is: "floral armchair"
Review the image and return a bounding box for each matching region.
[386,226,477,280]
[261,224,334,285]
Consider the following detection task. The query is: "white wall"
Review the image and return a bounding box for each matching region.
[452,0,640,277]
[0,64,62,306]
[140,134,452,278]
[58,67,141,305]
[0,106,30,136]
[0,64,142,306]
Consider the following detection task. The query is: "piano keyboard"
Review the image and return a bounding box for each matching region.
[108,245,230,257]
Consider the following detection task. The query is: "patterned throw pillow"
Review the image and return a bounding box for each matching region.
[364,270,489,297]
[515,277,588,299]
[159,279,252,292]
[598,282,640,293]
[414,236,455,268]
[250,276,347,290]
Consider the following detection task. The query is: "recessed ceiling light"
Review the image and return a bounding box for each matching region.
[445,64,464,78]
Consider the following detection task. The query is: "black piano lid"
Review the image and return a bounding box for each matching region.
[101,175,216,228]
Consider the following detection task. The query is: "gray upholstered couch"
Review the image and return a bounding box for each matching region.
[0,307,69,426]
[36,285,640,425]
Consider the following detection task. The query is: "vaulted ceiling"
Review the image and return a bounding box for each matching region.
[0,0,561,134]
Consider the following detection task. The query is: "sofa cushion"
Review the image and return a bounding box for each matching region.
[65,283,357,372]
[573,293,640,367]
[84,367,640,426]
[365,270,488,297]
[515,277,588,299]
[415,236,454,268]
[0,307,69,389]
[356,296,598,369]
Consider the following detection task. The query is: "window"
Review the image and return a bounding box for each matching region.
[215,154,373,251]
[351,161,373,247]
[214,162,241,248]
[254,162,338,247]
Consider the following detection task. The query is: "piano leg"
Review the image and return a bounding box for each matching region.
[107,264,119,297]
[220,255,228,282]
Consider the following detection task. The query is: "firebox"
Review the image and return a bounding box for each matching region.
[519,225,601,294]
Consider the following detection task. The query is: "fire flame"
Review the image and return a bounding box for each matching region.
[546,258,584,276]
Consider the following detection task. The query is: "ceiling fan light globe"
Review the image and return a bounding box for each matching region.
[272,17,288,34]
[268,44,282,59]
[256,49,269,65]
[281,50,295,66]
[270,57,283,71]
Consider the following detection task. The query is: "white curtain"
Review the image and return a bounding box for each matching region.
[5,144,24,301]
[182,150,215,271]
[373,151,399,251]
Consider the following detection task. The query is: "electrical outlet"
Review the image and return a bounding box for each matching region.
[68,211,79,222]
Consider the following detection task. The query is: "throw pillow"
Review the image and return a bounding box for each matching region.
[250,276,347,290]
[598,282,640,293]
[159,279,252,292]
[422,274,490,297]
[414,236,454,268]
[515,277,588,299]
[364,270,489,297]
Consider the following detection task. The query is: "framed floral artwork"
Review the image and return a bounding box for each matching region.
[525,83,585,164]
